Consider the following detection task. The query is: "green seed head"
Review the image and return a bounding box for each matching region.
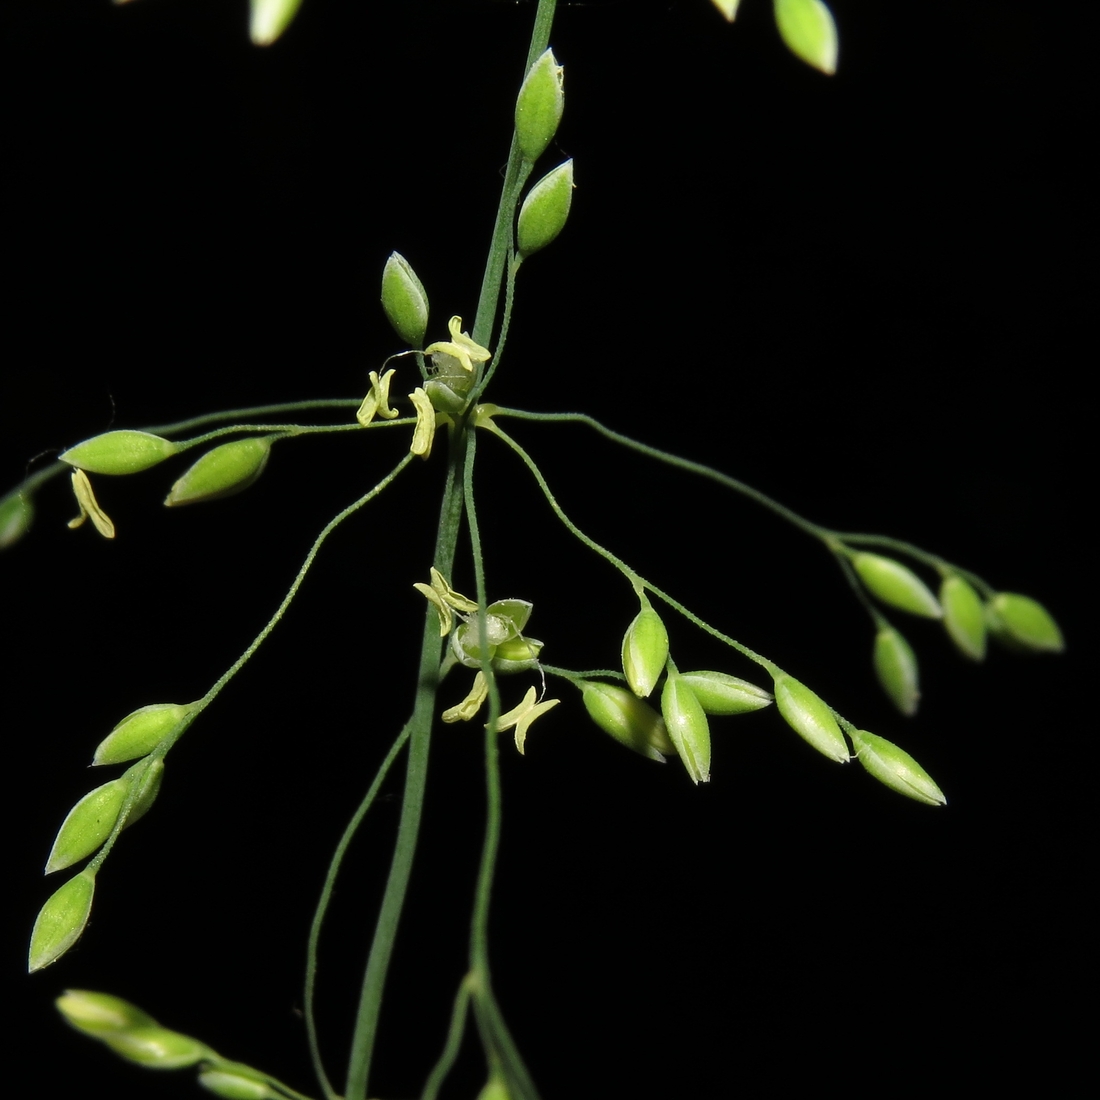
[164,437,272,507]
[56,990,158,1037]
[28,870,96,973]
[873,626,920,717]
[515,48,564,163]
[516,160,574,258]
[850,729,946,806]
[986,592,1064,654]
[104,1026,209,1069]
[677,671,773,715]
[579,681,674,762]
[661,674,712,784]
[94,702,195,766]
[940,575,987,661]
[621,607,669,698]
[0,489,34,549]
[381,251,430,348]
[772,674,849,763]
[852,552,942,619]
[59,430,178,475]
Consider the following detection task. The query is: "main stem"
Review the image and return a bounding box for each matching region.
[344,427,468,1100]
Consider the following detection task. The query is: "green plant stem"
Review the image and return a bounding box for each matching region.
[462,428,541,1100]
[491,408,832,541]
[82,455,415,880]
[489,409,999,607]
[542,664,626,684]
[3,401,366,508]
[420,975,475,1100]
[305,719,415,1100]
[344,427,468,1100]
[170,419,409,453]
[484,422,779,678]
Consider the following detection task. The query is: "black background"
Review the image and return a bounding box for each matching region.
[2,2,1090,1097]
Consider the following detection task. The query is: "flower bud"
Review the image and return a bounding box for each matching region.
[774,0,838,75]
[873,626,920,717]
[56,990,157,1036]
[0,488,33,549]
[28,870,95,972]
[621,607,669,698]
[850,729,946,806]
[199,1067,278,1100]
[104,1026,208,1069]
[517,160,574,258]
[661,674,711,784]
[381,251,430,348]
[710,0,742,19]
[45,778,129,874]
[250,0,304,47]
[940,574,987,661]
[59,430,178,475]
[452,600,535,669]
[578,681,674,762]
[852,552,942,619]
[986,592,1064,654]
[515,48,564,163]
[772,674,849,763]
[677,671,772,715]
[164,437,272,506]
[93,702,195,766]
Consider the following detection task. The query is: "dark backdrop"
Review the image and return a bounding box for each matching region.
[2,2,1089,1097]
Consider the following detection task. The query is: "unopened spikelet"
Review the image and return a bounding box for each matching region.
[45,778,129,875]
[56,990,157,1037]
[28,870,96,972]
[0,488,33,549]
[165,437,272,506]
[104,1027,209,1069]
[515,48,564,163]
[940,574,987,660]
[199,1068,278,1100]
[45,758,164,874]
[93,702,196,766]
[772,673,849,762]
[517,160,574,258]
[578,681,674,762]
[621,606,669,698]
[676,671,773,715]
[852,552,942,618]
[873,626,920,717]
[381,251,430,348]
[986,592,1064,654]
[850,729,946,807]
[661,673,711,784]
[60,430,178,475]
[250,0,305,47]
[773,0,838,75]
[476,1074,512,1100]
